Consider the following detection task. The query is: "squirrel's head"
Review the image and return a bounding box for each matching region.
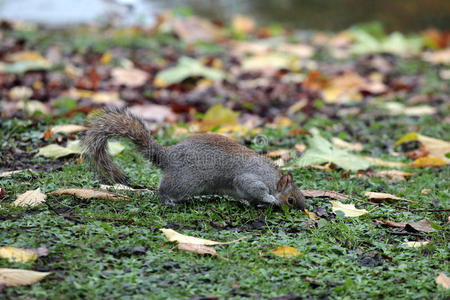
[276,173,306,210]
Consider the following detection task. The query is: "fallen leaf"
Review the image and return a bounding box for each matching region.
[410,157,448,167]
[177,243,230,261]
[395,132,450,163]
[51,124,87,134]
[50,188,131,200]
[0,51,52,74]
[241,53,295,72]
[304,209,320,221]
[43,128,54,140]
[14,188,47,207]
[8,86,33,100]
[330,201,368,217]
[332,137,363,152]
[266,149,292,158]
[0,269,50,287]
[36,144,79,159]
[423,48,450,65]
[172,16,224,43]
[231,15,255,35]
[374,219,436,233]
[160,228,247,245]
[0,169,33,178]
[0,247,37,263]
[364,192,412,203]
[128,104,177,123]
[278,43,315,58]
[402,241,430,248]
[272,246,303,258]
[435,273,450,289]
[295,133,371,171]
[154,56,225,87]
[374,170,413,181]
[301,190,349,200]
[111,67,149,88]
[362,156,407,168]
[199,104,239,131]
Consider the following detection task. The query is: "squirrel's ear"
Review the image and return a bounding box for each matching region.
[277,173,293,192]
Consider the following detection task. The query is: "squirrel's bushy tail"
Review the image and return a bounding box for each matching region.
[81,106,167,183]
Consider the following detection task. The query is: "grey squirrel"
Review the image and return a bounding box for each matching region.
[81,107,306,210]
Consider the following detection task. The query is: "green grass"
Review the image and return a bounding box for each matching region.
[1,112,449,299]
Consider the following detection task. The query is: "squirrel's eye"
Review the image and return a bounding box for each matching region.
[287,197,294,205]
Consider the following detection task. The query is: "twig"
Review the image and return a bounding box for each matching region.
[394,206,450,213]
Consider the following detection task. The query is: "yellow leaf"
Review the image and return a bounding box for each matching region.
[395,132,450,163]
[330,200,368,217]
[374,170,413,181]
[100,52,112,65]
[272,246,303,258]
[304,209,320,220]
[200,104,239,131]
[410,157,447,167]
[435,272,450,290]
[14,188,47,207]
[50,188,131,201]
[0,268,50,287]
[160,229,247,245]
[266,149,292,158]
[0,247,37,263]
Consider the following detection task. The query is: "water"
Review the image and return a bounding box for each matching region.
[0,0,449,31]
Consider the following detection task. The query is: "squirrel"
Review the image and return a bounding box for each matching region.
[81,107,306,210]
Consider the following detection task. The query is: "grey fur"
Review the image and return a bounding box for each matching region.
[81,107,306,210]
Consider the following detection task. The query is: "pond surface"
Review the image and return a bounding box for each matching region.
[0,0,449,31]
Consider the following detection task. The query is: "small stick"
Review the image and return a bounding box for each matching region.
[394,206,450,213]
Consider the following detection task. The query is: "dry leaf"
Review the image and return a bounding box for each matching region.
[374,170,413,181]
[330,200,368,217]
[51,124,87,134]
[128,104,176,123]
[177,243,230,261]
[402,241,430,248]
[364,191,412,203]
[160,229,247,245]
[363,156,408,168]
[395,132,450,163]
[410,157,448,167]
[36,144,79,159]
[43,127,54,140]
[0,268,50,287]
[332,137,363,152]
[50,188,131,200]
[231,15,255,35]
[266,149,292,158]
[435,272,450,290]
[111,67,149,88]
[0,169,33,178]
[172,16,224,43]
[272,246,303,258]
[374,219,436,233]
[14,188,47,207]
[301,190,349,200]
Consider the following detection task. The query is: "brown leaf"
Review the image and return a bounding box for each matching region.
[374,219,436,233]
[0,269,50,287]
[51,124,87,134]
[301,190,349,200]
[50,188,131,201]
[172,17,224,43]
[43,127,54,140]
[128,105,177,123]
[364,192,412,203]
[435,273,450,290]
[374,170,413,181]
